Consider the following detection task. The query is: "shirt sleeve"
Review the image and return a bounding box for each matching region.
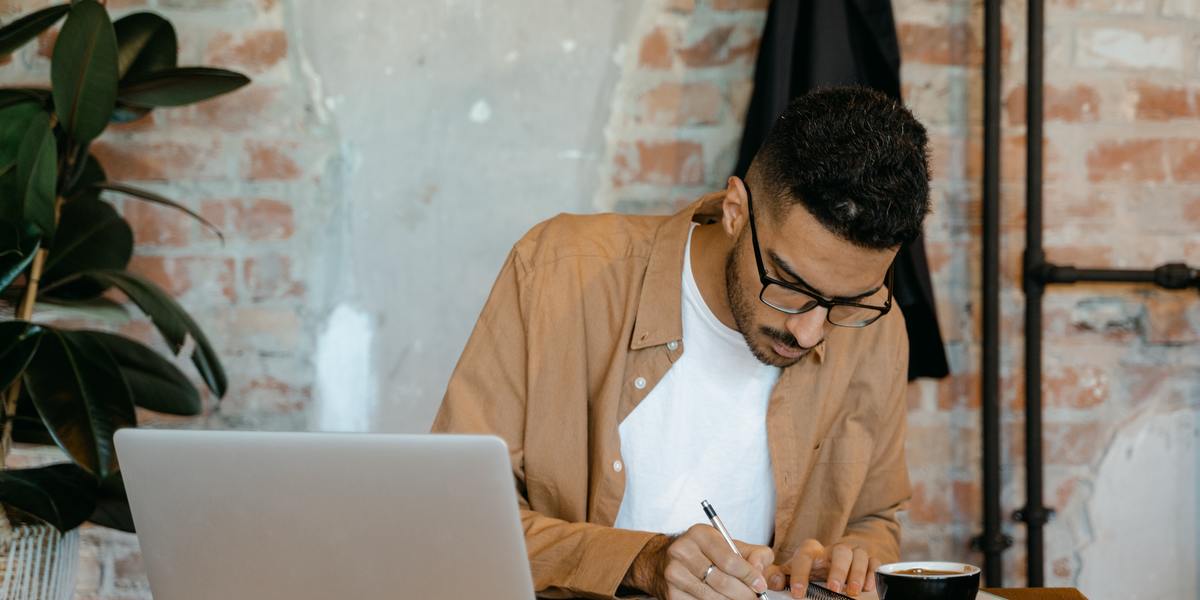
[835,316,912,563]
[431,245,658,599]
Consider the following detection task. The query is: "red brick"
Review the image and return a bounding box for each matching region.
[205,29,287,74]
[1133,81,1194,120]
[177,83,278,131]
[1166,139,1200,182]
[127,255,236,303]
[1004,84,1101,124]
[199,198,295,242]
[640,82,722,126]
[91,139,222,182]
[938,372,980,410]
[123,199,192,247]
[1184,196,1200,222]
[244,254,304,301]
[1085,139,1166,183]
[665,0,695,12]
[1142,291,1200,344]
[712,0,770,10]
[612,140,704,186]
[677,25,760,68]
[1043,421,1105,466]
[244,140,300,180]
[36,28,56,58]
[638,27,672,69]
[897,21,978,67]
[907,481,952,524]
[952,480,981,523]
[1042,365,1110,409]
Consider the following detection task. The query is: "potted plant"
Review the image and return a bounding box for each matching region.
[0,1,249,596]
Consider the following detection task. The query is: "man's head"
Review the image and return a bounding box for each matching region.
[720,86,931,367]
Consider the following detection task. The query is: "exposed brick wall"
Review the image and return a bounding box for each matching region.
[0,0,335,596]
[606,0,1200,592]
[1,0,1196,596]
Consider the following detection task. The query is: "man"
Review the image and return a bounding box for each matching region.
[433,86,930,600]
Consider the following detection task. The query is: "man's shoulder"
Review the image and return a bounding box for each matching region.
[512,211,669,269]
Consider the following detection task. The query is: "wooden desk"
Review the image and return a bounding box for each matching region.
[986,589,1088,600]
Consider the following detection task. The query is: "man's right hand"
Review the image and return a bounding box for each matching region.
[623,524,773,599]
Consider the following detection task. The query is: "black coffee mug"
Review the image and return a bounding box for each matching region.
[875,561,981,600]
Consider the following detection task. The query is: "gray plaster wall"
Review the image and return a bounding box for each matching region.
[294,1,641,432]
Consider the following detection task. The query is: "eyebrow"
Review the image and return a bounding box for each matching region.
[767,250,883,302]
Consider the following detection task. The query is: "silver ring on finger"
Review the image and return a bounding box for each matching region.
[701,564,717,584]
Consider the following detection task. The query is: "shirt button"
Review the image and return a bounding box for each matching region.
[634,377,647,389]
[667,340,679,351]
[613,460,623,472]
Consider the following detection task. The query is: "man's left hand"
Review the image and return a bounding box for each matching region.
[765,538,880,598]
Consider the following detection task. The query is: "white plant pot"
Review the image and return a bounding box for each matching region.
[0,523,80,600]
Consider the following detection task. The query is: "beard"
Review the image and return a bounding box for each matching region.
[724,233,809,368]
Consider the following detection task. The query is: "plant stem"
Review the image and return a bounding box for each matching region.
[1,191,60,468]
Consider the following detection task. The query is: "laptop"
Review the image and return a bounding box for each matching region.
[115,429,537,599]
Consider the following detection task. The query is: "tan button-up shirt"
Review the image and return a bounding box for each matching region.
[432,195,912,599]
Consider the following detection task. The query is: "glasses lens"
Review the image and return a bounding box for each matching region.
[828,304,884,327]
[828,285,889,327]
[761,283,820,314]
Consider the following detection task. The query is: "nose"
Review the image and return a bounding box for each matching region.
[785,307,827,349]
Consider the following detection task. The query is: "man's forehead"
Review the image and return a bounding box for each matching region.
[759,204,895,296]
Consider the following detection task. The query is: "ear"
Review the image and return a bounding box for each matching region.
[721,176,749,238]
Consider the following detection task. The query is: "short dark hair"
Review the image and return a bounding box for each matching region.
[749,86,931,249]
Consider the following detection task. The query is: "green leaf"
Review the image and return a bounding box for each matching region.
[0,88,51,112]
[78,330,201,415]
[12,388,55,446]
[41,199,132,299]
[51,0,119,145]
[0,463,98,532]
[0,227,39,295]
[113,12,176,81]
[0,320,42,392]
[117,67,249,108]
[0,102,46,221]
[95,182,223,242]
[23,328,137,479]
[65,152,106,200]
[0,4,70,57]
[15,110,57,240]
[88,470,133,532]
[78,270,226,398]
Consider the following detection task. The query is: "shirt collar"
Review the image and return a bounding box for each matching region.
[630,194,826,364]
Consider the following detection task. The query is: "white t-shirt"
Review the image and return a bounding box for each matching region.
[613,225,779,545]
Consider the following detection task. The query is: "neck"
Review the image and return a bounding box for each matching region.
[689,223,738,330]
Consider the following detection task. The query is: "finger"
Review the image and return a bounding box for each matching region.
[764,564,787,591]
[664,561,722,600]
[864,558,881,592]
[824,545,854,595]
[703,566,763,600]
[740,543,775,573]
[696,530,767,594]
[844,548,870,597]
[789,552,814,598]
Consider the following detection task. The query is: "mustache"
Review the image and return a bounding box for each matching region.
[759,327,811,351]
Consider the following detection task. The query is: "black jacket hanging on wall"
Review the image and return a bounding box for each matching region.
[734,0,950,380]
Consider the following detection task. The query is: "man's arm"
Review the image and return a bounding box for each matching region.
[835,322,911,562]
[430,247,658,600]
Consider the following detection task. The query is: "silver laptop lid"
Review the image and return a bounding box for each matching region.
[115,429,535,600]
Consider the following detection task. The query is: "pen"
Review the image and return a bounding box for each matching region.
[701,499,768,600]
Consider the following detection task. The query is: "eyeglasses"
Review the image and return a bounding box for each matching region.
[745,187,894,328]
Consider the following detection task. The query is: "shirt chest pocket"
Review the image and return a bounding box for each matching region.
[813,436,873,464]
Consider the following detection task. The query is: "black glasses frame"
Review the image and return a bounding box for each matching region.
[744,186,894,328]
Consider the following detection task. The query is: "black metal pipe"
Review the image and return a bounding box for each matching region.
[1036,263,1200,288]
[1021,0,1049,587]
[976,0,1008,587]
